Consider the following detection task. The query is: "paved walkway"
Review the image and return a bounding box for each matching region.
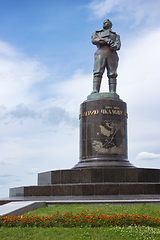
[1,194,160,203]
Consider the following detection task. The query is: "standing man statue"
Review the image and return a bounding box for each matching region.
[91,19,121,94]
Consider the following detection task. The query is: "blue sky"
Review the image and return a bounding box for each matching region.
[0,0,160,198]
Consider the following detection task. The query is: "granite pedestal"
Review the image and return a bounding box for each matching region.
[10,166,160,197]
[9,94,160,197]
[74,94,133,168]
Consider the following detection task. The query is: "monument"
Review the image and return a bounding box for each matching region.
[74,19,132,168]
[9,20,160,197]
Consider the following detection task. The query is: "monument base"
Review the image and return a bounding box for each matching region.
[10,167,160,197]
[9,93,160,198]
[73,158,134,168]
[78,93,132,168]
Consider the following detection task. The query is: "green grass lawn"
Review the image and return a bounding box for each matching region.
[25,203,160,218]
[0,204,160,239]
[1,225,160,240]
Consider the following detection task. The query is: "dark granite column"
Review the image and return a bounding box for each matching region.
[73,93,133,168]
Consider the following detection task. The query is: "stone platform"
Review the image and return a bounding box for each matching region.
[9,167,160,197]
[37,167,160,185]
[9,95,160,198]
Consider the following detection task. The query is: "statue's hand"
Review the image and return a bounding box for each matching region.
[104,39,114,46]
[110,41,117,50]
[109,39,115,47]
[109,39,114,45]
[98,38,113,45]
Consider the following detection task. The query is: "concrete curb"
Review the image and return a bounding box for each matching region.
[46,199,160,205]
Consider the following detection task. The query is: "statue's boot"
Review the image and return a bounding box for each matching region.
[91,77,102,94]
[109,78,117,93]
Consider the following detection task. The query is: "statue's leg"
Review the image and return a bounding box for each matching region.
[108,77,117,92]
[92,53,105,94]
[106,52,118,93]
[91,76,102,94]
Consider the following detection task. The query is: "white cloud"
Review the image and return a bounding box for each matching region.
[88,0,121,19]
[136,152,160,161]
[7,104,37,119]
[51,69,92,104]
[0,102,78,129]
[116,28,160,167]
[0,155,22,166]
[119,27,160,83]
[88,0,160,27]
[0,41,19,57]
[0,40,49,107]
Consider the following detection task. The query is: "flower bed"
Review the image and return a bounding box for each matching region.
[1,210,160,228]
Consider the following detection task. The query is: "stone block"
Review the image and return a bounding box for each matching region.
[82,184,94,195]
[125,168,138,182]
[34,186,50,196]
[51,170,61,184]
[61,170,72,184]
[138,168,160,182]
[72,170,81,183]
[104,168,125,182]
[81,169,91,183]
[143,184,156,194]
[51,185,72,196]
[38,186,51,196]
[119,184,143,195]
[72,185,82,196]
[24,186,33,196]
[91,169,104,183]
[137,168,146,182]
[145,169,159,182]
[94,184,119,195]
[155,184,160,194]
[32,186,42,196]
[23,186,52,196]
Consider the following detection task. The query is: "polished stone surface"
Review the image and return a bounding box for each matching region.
[38,167,160,185]
[9,182,160,197]
[74,97,133,168]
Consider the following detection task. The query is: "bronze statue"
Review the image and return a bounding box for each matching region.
[91,19,121,94]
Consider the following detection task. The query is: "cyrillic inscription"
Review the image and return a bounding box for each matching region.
[79,106,128,119]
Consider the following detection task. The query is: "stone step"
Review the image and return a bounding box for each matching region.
[10,182,160,197]
[38,167,160,185]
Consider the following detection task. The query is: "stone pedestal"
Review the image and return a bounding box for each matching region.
[74,93,133,168]
[9,167,160,197]
[9,93,160,198]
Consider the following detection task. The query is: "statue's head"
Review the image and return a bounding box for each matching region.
[103,19,112,30]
